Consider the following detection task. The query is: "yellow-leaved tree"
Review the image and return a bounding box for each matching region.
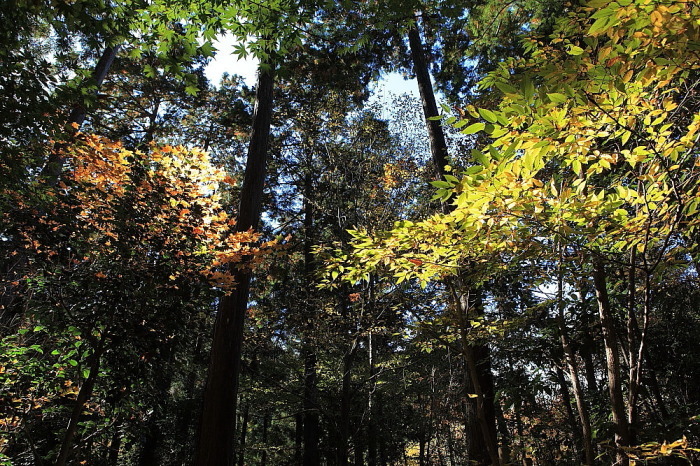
[331,0,700,463]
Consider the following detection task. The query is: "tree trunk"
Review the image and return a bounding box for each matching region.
[302,170,320,466]
[295,412,303,465]
[592,260,630,464]
[367,330,378,466]
[43,45,120,183]
[55,333,107,466]
[261,411,269,466]
[194,62,275,466]
[338,327,356,466]
[303,348,320,466]
[407,21,449,177]
[557,254,594,465]
[237,403,250,466]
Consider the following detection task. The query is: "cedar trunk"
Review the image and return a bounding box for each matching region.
[409,18,501,464]
[194,64,274,466]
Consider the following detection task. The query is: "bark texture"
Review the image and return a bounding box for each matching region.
[194,63,274,466]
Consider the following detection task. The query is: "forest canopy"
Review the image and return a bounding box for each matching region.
[1,0,700,465]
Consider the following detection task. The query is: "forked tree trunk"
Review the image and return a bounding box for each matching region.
[592,259,630,465]
[194,62,275,466]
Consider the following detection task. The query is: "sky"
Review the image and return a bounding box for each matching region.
[204,35,420,101]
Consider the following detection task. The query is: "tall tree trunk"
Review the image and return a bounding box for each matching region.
[261,411,270,466]
[557,253,594,465]
[43,45,120,183]
[55,332,107,466]
[302,171,320,466]
[237,403,250,466]
[303,347,320,465]
[295,412,303,465]
[453,285,501,465]
[338,313,356,466]
[592,260,630,464]
[367,330,378,466]
[408,17,501,464]
[194,62,275,466]
[407,21,449,177]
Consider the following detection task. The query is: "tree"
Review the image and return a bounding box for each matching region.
[340,0,700,463]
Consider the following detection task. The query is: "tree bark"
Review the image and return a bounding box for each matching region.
[302,171,320,466]
[194,62,275,466]
[43,45,120,184]
[407,21,449,177]
[592,259,630,464]
[55,332,107,466]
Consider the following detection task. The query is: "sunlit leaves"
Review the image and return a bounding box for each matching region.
[18,135,275,293]
[330,0,700,288]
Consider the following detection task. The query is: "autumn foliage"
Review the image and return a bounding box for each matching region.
[12,135,276,291]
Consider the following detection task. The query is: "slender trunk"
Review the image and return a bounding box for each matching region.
[557,254,594,465]
[367,330,378,466]
[554,365,579,440]
[494,401,510,465]
[238,404,250,466]
[592,260,630,464]
[194,63,275,466]
[338,331,355,466]
[55,333,107,466]
[302,171,320,466]
[44,45,120,183]
[261,412,269,466]
[303,348,320,466]
[626,250,639,445]
[377,391,387,466]
[407,21,449,177]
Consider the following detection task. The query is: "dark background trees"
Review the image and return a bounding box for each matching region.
[2,0,700,465]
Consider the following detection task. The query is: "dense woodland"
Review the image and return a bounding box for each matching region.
[2,0,700,464]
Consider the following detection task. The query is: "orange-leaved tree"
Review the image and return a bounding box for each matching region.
[1,134,275,464]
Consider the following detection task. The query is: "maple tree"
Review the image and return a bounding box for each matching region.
[1,134,274,464]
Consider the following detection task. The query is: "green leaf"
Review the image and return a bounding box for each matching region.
[495,82,518,95]
[478,108,498,123]
[462,122,486,135]
[588,16,610,35]
[547,93,568,104]
[568,45,585,56]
